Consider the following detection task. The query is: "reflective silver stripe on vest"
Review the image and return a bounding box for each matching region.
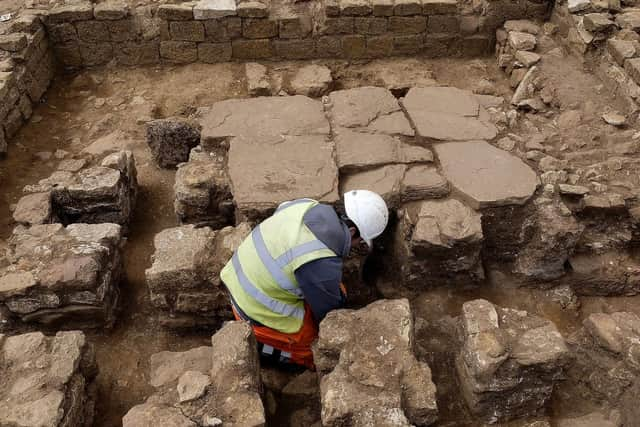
[275,198,314,213]
[252,226,304,297]
[232,252,305,320]
[275,239,329,269]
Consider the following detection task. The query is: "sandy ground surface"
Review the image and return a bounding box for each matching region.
[2,56,640,426]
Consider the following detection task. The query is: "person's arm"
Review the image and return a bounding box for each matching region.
[295,257,346,323]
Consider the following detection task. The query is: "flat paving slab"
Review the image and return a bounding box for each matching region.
[434,140,539,209]
[199,96,338,218]
[402,87,498,142]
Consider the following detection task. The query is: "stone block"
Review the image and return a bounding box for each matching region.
[146,118,201,168]
[204,17,242,41]
[313,299,438,426]
[394,199,483,287]
[354,16,387,34]
[94,1,129,20]
[160,41,198,63]
[198,42,232,62]
[388,16,427,33]
[237,1,269,17]
[566,251,640,296]
[394,0,422,15]
[320,17,355,34]
[325,0,341,16]
[3,107,22,138]
[340,0,373,16]
[232,38,274,59]
[279,16,312,38]
[608,39,638,66]
[508,31,536,51]
[317,36,343,57]
[55,43,83,68]
[289,64,333,97]
[13,192,53,226]
[275,39,316,59]
[422,0,458,14]
[394,33,425,54]
[115,41,160,65]
[107,19,137,42]
[457,300,569,422]
[242,18,278,39]
[170,20,205,42]
[341,34,366,58]
[48,23,78,43]
[0,223,124,328]
[583,13,615,32]
[48,3,94,23]
[157,4,194,20]
[245,62,270,95]
[194,0,237,19]
[175,146,234,227]
[75,20,110,43]
[372,0,394,15]
[79,42,113,66]
[427,14,459,33]
[366,34,394,56]
[0,332,97,427]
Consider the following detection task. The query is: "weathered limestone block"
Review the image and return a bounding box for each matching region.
[146,118,202,168]
[313,299,438,426]
[457,299,570,422]
[245,62,271,96]
[0,331,97,427]
[12,192,53,226]
[402,87,498,142]
[198,96,338,222]
[0,223,123,329]
[567,312,640,403]
[513,200,584,280]
[394,199,483,288]
[174,145,234,227]
[123,321,265,427]
[145,223,250,328]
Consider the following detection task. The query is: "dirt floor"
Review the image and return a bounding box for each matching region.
[2,54,640,426]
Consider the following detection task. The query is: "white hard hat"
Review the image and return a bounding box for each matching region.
[344,189,389,249]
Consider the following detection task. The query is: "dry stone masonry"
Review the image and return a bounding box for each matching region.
[145,223,250,328]
[123,321,265,427]
[0,223,124,330]
[0,331,97,427]
[313,299,438,426]
[457,299,570,422]
[13,150,138,229]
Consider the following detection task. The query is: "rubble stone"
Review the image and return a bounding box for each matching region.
[0,331,97,427]
[434,141,539,209]
[124,322,265,427]
[174,145,234,228]
[145,223,250,328]
[0,223,123,329]
[313,299,438,426]
[567,251,640,296]
[514,200,583,280]
[289,64,332,97]
[457,299,570,422]
[402,87,497,141]
[245,62,271,96]
[146,118,201,169]
[395,198,483,288]
[12,192,53,225]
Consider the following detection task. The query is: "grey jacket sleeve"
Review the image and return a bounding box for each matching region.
[295,256,346,323]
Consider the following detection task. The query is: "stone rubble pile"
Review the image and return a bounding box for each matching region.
[0,223,124,330]
[123,321,265,427]
[0,331,97,427]
[145,223,250,328]
[174,143,235,228]
[456,299,570,422]
[13,150,138,229]
[313,299,438,426]
[0,11,55,155]
[394,199,484,288]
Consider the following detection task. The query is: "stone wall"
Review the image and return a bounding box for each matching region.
[0,12,55,155]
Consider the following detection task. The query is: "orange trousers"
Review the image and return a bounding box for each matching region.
[232,303,319,370]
